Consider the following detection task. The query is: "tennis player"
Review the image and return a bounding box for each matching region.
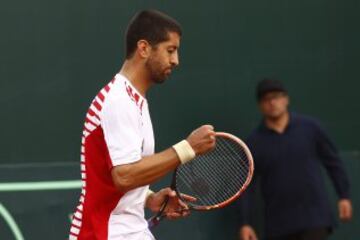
[69,10,216,240]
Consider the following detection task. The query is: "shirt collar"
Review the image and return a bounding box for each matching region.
[115,73,146,112]
[259,112,295,134]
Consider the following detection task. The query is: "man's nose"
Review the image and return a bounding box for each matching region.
[171,52,179,67]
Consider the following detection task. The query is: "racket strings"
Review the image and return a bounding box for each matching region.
[197,143,244,203]
[202,140,248,203]
[177,143,245,205]
[176,136,251,207]
[211,139,249,182]
[178,154,233,206]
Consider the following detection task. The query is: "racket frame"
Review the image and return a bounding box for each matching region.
[174,132,254,211]
[148,132,254,228]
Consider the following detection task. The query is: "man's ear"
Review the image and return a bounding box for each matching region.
[137,40,151,59]
[285,95,290,107]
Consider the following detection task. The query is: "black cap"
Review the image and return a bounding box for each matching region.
[256,78,287,101]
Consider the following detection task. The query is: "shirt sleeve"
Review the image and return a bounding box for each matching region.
[236,135,258,227]
[236,176,257,227]
[314,121,351,199]
[101,95,143,168]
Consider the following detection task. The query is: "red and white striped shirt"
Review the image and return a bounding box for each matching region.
[70,74,155,240]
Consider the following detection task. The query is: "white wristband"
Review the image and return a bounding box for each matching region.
[172,140,196,164]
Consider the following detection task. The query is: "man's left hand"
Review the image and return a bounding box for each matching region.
[146,187,196,219]
[338,198,352,222]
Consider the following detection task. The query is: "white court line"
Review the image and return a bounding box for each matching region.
[0,202,25,240]
[0,180,81,192]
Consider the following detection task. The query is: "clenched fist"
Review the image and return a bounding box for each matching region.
[186,125,216,155]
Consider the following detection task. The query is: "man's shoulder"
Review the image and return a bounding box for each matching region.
[98,77,140,121]
[292,112,321,128]
[102,77,135,108]
[246,125,263,143]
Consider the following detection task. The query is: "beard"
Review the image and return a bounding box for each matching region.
[265,108,287,121]
[145,56,170,84]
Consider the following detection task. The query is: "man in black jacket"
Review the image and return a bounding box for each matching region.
[239,79,352,240]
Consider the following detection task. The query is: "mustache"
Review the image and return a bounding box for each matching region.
[166,66,176,72]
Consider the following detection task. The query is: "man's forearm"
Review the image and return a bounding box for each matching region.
[111,147,180,192]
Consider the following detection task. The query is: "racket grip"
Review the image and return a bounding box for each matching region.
[147,215,164,229]
[147,192,170,228]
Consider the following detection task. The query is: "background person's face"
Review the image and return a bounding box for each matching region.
[145,31,180,84]
[259,92,289,119]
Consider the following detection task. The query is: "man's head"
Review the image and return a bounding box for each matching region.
[125,10,182,83]
[256,79,289,119]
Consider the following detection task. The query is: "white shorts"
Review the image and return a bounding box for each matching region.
[112,229,155,240]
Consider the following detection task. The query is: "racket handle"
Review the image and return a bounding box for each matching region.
[147,195,170,228]
[147,214,165,229]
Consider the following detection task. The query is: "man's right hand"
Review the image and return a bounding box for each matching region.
[186,125,216,155]
[239,225,258,240]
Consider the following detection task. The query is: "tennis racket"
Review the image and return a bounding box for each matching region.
[147,132,254,228]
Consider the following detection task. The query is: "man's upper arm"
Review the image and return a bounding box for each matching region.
[313,120,350,198]
[101,95,143,169]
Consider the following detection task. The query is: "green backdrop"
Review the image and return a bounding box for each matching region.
[0,0,359,239]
